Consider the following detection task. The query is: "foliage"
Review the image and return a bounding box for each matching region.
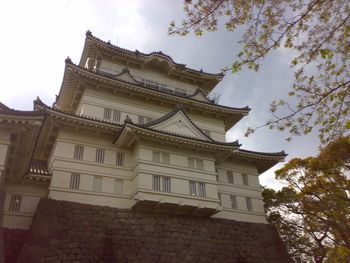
[263,137,350,262]
[169,0,350,144]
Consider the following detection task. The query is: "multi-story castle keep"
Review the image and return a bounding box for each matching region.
[0,31,289,262]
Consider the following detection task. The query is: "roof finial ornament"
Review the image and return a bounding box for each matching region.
[65,57,72,64]
[124,115,132,123]
[86,30,92,36]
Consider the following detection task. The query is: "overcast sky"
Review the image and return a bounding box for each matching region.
[0,0,320,189]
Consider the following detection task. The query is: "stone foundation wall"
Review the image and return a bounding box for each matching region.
[3,229,28,263]
[15,198,291,263]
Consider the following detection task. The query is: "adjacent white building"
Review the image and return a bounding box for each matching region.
[0,31,286,230]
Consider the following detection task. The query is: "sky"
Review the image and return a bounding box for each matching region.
[0,0,321,189]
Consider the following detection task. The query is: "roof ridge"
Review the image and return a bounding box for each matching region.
[85,30,225,78]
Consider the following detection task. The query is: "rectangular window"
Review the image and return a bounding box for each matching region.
[152,175,171,192]
[196,159,204,170]
[73,145,84,160]
[70,173,80,189]
[152,151,160,163]
[152,175,161,191]
[198,182,206,197]
[96,148,105,164]
[246,197,253,211]
[103,108,112,120]
[115,179,123,194]
[188,158,195,169]
[162,177,171,193]
[162,152,170,164]
[93,176,102,192]
[145,117,154,123]
[188,157,204,170]
[227,171,234,184]
[116,152,124,166]
[189,181,197,196]
[231,195,237,209]
[9,195,21,211]
[112,110,121,123]
[138,115,145,125]
[242,173,249,186]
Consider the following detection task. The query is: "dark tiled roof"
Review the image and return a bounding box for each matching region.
[84,30,224,78]
[238,148,287,157]
[0,101,10,110]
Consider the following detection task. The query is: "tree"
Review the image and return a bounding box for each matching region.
[169,0,350,144]
[263,136,350,262]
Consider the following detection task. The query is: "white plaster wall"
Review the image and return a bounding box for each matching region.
[3,183,48,229]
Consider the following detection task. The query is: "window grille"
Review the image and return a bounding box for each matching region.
[93,176,102,192]
[152,175,161,191]
[227,171,234,184]
[74,145,84,160]
[198,182,206,197]
[70,173,80,189]
[246,197,253,211]
[189,181,197,196]
[163,177,171,192]
[112,110,121,123]
[145,117,154,123]
[162,152,170,164]
[103,108,112,120]
[115,179,123,194]
[242,173,249,186]
[138,115,145,125]
[196,159,204,170]
[152,151,160,163]
[116,152,124,166]
[9,195,21,211]
[231,195,237,209]
[96,148,105,164]
[188,158,195,169]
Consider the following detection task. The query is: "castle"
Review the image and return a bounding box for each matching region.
[0,31,286,234]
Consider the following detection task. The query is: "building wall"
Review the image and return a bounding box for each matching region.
[77,87,226,141]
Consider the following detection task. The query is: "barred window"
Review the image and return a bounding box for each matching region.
[152,175,161,191]
[196,159,204,170]
[9,195,21,211]
[246,197,253,211]
[103,108,112,120]
[189,181,197,196]
[188,158,195,169]
[138,115,145,125]
[70,173,80,189]
[116,152,124,166]
[231,195,237,209]
[227,170,234,184]
[96,148,105,164]
[242,173,249,186]
[152,151,160,163]
[73,145,84,160]
[145,116,154,123]
[161,152,170,164]
[152,175,171,192]
[162,177,171,193]
[198,182,206,197]
[112,110,121,123]
[93,176,102,192]
[188,157,204,170]
[115,179,123,194]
